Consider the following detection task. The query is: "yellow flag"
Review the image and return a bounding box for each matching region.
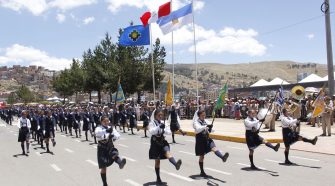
[312,88,325,118]
[165,79,173,106]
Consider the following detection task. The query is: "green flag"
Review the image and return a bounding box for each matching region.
[212,82,228,117]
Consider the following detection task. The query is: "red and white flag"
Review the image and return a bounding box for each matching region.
[140,1,171,27]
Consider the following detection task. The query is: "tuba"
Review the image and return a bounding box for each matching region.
[291,85,305,101]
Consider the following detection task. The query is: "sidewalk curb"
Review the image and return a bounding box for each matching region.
[175,131,284,144]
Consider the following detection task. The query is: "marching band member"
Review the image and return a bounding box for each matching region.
[95,116,126,186]
[17,111,31,155]
[168,104,187,143]
[193,110,229,177]
[149,109,182,184]
[281,108,318,164]
[321,96,333,136]
[245,110,280,169]
[128,107,138,135]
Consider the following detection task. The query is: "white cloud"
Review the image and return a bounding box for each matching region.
[152,24,266,56]
[83,16,95,25]
[0,0,96,15]
[49,0,97,11]
[0,0,48,16]
[106,0,204,13]
[0,44,72,70]
[56,13,66,23]
[307,33,315,40]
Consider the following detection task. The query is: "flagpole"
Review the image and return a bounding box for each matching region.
[171,0,175,102]
[191,0,199,108]
[150,25,156,102]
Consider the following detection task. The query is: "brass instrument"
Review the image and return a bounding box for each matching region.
[291,85,305,101]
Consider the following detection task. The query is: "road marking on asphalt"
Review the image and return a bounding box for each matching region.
[146,166,193,182]
[92,146,97,149]
[65,148,74,153]
[179,151,194,156]
[120,138,127,140]
[185,139,195,143]
[205,168,232,176]
[74,139,81,143]
[0,124,6,127]
[50,164,62,172]
[122,156,136,162]
[291,156,320,162]
[35,152,42,156]
[60,135,66,137]
[13,133,18,136]
[86,159,98,167]
[10,131,14,133]
[125,179,141,186]
[227,146,246,151]
[236,163,266,170]
[142,142,150,145]
[265,159,281,163]
[118,144,129,148]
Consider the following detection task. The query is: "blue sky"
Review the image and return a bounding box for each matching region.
[0,0,334,70]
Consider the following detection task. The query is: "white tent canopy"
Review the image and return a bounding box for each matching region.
[322,72,335,81]
[268,77,290,85]
[299,74,323,83]
[250,79,270,87]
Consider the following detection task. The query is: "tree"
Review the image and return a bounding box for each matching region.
[52,69,74,103]
[16,85,34,103]
[7,92,16,104]
[142,38,166,94]
[69,59,84,103]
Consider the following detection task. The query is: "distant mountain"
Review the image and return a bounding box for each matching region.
[163,61,328,89]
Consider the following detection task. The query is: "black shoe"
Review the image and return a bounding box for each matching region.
[119,158,126,169]
[268,129,275,132]
[274,143,280,152]
[200,172,208,177]
[312,137,318,145]
[156,178,162,184]
[172,141,176,143]
[285,160,293,165]
[27,150,30,153]
[328,134,332,137]
[175,159,182,170]
[320,134,326,136]
[222,152,229,162]
[182,132,187,136]
[53,141,56,147]
[250,165,259,170]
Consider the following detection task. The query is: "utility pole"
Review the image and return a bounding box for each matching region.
[322,0,334,96]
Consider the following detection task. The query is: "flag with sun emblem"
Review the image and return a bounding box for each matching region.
[119,25,150,46]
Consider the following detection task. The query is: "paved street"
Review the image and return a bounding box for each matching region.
[0,119,334,186]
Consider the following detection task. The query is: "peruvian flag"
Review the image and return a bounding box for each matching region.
[140,1,171,27]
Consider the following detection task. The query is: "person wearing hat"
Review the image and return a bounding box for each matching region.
[149,109,182,184]
[193,110,229,177]
[321,96,333,136]
[17,110,31,155]
[244,109,280,169]
[281,108,318,164]
[95,116,126,186]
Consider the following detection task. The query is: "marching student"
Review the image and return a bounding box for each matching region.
[281,108,318,164]
[193,110,229,177]
[141,107,150,137]
[17,111,31,155]
[128,107,138,135]
[244,110,280,169]
[95,116,126,186]
[148,109,182,184]
[119,106,128,133]
[44,111,56,153]
[168,104,187,143]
